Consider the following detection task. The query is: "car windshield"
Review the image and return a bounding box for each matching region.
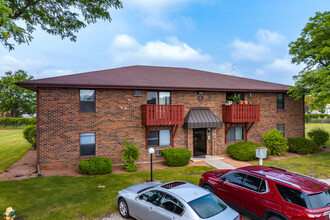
[306,189,330,209]
[188,194,227,219]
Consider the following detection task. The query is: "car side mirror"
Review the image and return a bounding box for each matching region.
[219,177,226,183]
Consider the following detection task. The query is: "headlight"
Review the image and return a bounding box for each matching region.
[118,191,122,194]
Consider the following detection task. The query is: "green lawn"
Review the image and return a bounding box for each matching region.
[254,152,330,179]
[0,129,31,173]
[305,123,330,146]
[0,166,213,220]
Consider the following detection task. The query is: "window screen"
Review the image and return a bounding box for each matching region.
[80,133,95,156]
[80,89,95,113]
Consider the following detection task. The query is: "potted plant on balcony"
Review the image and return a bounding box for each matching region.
[229,94,241,104]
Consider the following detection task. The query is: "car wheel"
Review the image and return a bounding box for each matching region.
[203,184,214,193]
[118,198,130,218]
[268,216,282,220]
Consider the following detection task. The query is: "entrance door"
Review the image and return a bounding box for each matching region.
[193,128,207,157]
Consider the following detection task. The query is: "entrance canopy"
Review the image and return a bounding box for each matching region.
[184,107,223,129]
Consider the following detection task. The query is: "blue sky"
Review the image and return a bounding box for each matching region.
[1,0,329,85]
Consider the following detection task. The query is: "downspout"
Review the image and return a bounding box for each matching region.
[36,87,41,176]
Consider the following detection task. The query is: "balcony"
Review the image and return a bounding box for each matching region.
[222,104,260,123]
[141,104,184,126]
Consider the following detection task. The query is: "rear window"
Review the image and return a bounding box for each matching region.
[307,190,330,209]
[276,184,330,209]
[188,194,227,218]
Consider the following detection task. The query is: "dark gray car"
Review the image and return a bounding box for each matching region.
[117,181,240,220]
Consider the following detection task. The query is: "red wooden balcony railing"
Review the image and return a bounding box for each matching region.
[222,104,260,123]
[141,104,184,126]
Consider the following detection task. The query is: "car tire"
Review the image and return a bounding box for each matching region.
[203,184,214,193]
[267,216,283,220]
[118,198,130,218]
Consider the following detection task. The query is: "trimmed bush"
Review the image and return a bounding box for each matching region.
[78,157,113,175]
[0,117,36,127]
[121,139,140,172]
[23,125,37,149]
[227,142,270,161]
[161,148,192,167]
[287,137,318,155]
[262,129,288,156]
[307,128,329,147]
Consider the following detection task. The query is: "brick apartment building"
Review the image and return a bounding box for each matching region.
[17,66,304,169]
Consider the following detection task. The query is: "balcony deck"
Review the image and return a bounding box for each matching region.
[222,104,260,123]
[141,104,184,126]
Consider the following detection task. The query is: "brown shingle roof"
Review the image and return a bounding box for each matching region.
[16,65,290,92]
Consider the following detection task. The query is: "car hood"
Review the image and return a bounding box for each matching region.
[123,182,162,194]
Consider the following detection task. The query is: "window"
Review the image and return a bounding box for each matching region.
[276,184,307,208]
[140,190,163,205]
[226,92,245,102]
[159,193,185,215]
[80,133,95,156]
[188,194,227,218]
[277,93,284,110]
[147,91,171,104]
[242,175,267,193]
[80,89,95,113]
[148,130,171,147]
[277,124,285,136]
[227,127,244,142]
[221,172,246,187]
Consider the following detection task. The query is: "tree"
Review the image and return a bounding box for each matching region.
[288,11,330,110]
[0,0,123,51]
[0,70,36,117]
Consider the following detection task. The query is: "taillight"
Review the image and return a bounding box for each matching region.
[296,210,323,218]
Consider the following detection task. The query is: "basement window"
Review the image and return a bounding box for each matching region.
[80,133,95,156]
[80,89,95,113]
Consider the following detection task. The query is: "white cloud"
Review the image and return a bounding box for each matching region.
[109,34,212,66]
[231,29,286,61]
[256,29,286,45]
[0,55,72,79]
[255,57,304,84]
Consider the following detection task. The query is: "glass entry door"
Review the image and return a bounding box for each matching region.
[193,128,207,157]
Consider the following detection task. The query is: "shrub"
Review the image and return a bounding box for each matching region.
[262,129,288,156]
[0,117,36,127]
[78,157,113,175]
[121,139,140,172]
[287,137,318,155]
[227,142,270,161]
[161,148,192,167]
[23,125,37,149]
[307,128,329,147]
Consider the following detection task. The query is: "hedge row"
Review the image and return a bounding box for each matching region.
[227,142,271,161]
[305,114,330,122]
[0,117,36,126]
[78,157,113,175]
[287,137,318,155]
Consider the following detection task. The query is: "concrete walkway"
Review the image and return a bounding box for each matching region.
[191,155,235,169]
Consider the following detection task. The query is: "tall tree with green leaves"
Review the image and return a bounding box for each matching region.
[288,11,330,110]
[0,70,36,117]
[0,0,123,50]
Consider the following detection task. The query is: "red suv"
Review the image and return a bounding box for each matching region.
[199,166,330,220]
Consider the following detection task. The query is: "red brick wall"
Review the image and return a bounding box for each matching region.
[38,88,304,169]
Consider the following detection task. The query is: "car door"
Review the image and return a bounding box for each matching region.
[132,190,164,220]
[214,172,246,206]
[157,193,186,220]
[235,174,268,218]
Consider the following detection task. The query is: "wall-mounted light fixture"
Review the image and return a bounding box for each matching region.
[197,91,204,95]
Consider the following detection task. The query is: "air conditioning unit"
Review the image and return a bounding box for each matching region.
[133,90,144,97]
